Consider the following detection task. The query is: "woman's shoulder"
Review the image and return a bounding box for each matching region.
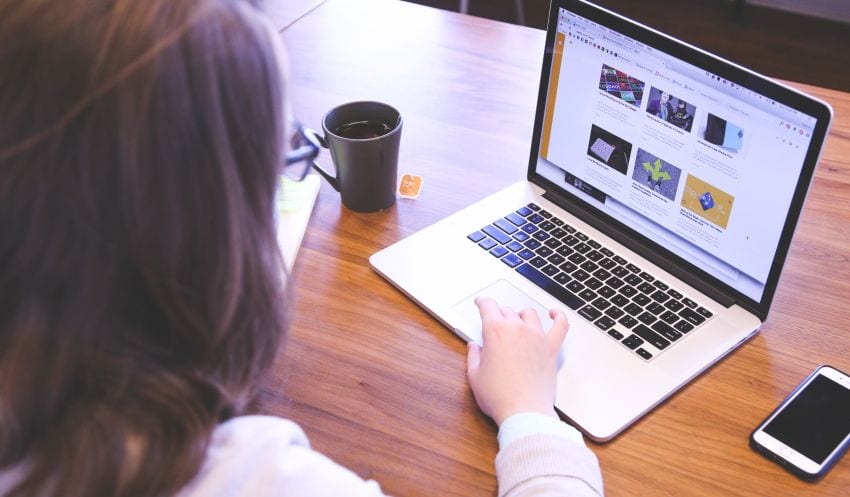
[177,416,386,497]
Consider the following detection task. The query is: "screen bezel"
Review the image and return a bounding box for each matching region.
[527,0,834,320]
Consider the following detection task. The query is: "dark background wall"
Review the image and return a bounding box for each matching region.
[405,0,850,92]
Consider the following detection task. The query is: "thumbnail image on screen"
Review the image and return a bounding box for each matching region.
[646,86,696,132]
[599,64,645,107]
[681,174,735,229]
[703,113,745,152]
[587,124,632,175]
[632,148,682,201]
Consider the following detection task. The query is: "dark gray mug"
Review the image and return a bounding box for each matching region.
[309,101,402,212]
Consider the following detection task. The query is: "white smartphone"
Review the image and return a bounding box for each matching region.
[750,365,850,481]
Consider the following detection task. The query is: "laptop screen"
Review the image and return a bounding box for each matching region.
[530,1,831,316]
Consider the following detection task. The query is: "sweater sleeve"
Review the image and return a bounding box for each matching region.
[495,427,603,497]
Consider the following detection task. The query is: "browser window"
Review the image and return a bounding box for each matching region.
[535,7,817,301]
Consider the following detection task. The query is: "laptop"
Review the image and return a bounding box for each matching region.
[370,0,833,441]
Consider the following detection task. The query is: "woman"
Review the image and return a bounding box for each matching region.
[0,1,602,496]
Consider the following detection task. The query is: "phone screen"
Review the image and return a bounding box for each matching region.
[763,374,850,463]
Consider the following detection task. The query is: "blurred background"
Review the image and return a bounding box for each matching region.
[404,0,850,92]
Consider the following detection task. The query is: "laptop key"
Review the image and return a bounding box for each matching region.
[575,232,589,241]
[538,209,552,219]
[554,272,571,285]
[578,305,602,321]
[566,280,584,293]
[528,214,544,224]
[660,310,679,324]
[639,271,655,282]
[696,306,713,318]
[515,263,584,310]
[651,321,682,342]
[653,280,669,291]
[527,203,540,211]
[612,255,627,265]
[538,220,555,231]
[623,303,643,317]
[579,289,597,302]
[506,241,524,252]
[594,316,616,330]
[563,235,578,246]
[517,249,535,260]
[636,348,653,360]
[600,247,614,257]
[574,242,591,254]
[622,334,643,349]
[625,273,642,286]
[550,227,567,239]
[502,253,522,268]
[513,231,530,242]
[544,237,562,249]
[542,264,559,276]
[591,297,612,311]
[633,293,651,306]
[674,320,695,333]
[524,239,542,249]
[556,245,574,257]
[495,218,518,234]
[607,329,624,340]
[633,324,671,349]
[563,224,576,234]
[605,306,625,319]
[599,257,616,269]
[506,212,527,226]
[586,250,603,262]
[679,308,706,326]
[587,239,602,249]
[547,254,566,265]
[665,299,684,312]
[536,246,553,257]
[530,257,547,268]
[468,230,486,242]
[638,312,657,325]
[646,302,665,315]
[572,269,590,281]
[667,288,684,300]
[551,218,564,226]
[626,263,641,273]
[489,246,508,258]
[532,231,550,241]
[681,297,698,309]
[618,314,639,328]
[568,252,586,264]
[479,238,497,250]
[580,260,598,272]
[559,261,578,273]
[585,278,603,290]
[610,294,629,307]
[521,223,539,234]
[606,277,625,289]
[483,225,511,244]
[517,206,534,216]
[593,268,611,281]
[650,289,670,303]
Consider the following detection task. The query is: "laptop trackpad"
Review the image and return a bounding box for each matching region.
[450,279,555,346]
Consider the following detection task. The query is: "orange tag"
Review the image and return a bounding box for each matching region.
[398,173,422,199]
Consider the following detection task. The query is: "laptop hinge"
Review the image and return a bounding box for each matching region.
[542,188,737,308]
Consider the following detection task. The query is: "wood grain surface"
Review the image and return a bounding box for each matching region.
[254,1,850,495]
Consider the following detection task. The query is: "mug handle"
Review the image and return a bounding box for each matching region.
[303,128,340,192]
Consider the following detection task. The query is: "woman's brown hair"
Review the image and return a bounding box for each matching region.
[0,1,288,495]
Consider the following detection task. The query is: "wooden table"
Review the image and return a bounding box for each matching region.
[256,1,850,495]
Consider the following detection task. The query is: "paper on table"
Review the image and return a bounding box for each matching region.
[275,173,320,272]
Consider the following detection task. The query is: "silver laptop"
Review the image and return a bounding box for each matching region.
[370,0,833,441]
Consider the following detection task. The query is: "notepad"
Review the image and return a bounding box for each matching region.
[275,174,320,272]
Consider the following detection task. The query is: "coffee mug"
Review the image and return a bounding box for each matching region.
[308,101,402,212]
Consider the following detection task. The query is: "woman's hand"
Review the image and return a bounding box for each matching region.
[466,297,569,426]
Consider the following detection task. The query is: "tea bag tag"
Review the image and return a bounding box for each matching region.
[398,173,422,199]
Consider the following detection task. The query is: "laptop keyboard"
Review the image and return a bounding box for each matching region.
[467,202,714,361]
